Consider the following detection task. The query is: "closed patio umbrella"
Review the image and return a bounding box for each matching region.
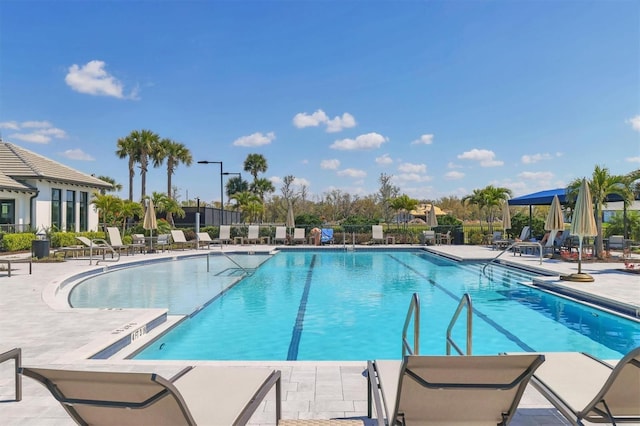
[561,179,597,282]
[544,195,564,232]
[427,204,438,228]
[501,202,511,235]
[143,199,158,252]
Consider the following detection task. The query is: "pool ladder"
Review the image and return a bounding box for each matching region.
[481,241,542,277]
[401,292,473,356]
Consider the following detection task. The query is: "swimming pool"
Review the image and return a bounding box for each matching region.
[69,250,640,361]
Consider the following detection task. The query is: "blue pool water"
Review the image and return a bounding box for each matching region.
[69,250,640,361]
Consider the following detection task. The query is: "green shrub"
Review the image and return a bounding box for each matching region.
[1,233,36,251]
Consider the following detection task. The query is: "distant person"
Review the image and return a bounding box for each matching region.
[311,227,321,246]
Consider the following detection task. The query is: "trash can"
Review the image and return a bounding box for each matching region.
[32,239,50,259]
[453,230,464,245]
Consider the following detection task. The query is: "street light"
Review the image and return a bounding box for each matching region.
[197,160,223,225]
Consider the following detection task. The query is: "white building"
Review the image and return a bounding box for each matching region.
[0,142,112,233]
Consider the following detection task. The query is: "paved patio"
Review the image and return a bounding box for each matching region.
[0,243,638,425]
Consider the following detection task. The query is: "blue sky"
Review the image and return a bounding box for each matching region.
[1,1,638,205]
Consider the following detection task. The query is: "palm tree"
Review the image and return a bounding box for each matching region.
[124,129,161,200]
[567,165,632,258]
[226,176,249,198]
[462,185,512,233]
[157,138,193,198]
[115,136,138,201]
[250,177,275,202]
[229,191,261,223]
[118,200,144,234]
[96,176,121,195]
[155,139,192,224]
[243,153,268,182]
[90,193,123,229]
[389,194,418,229]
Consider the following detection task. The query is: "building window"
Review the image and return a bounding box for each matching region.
[0,200,16,231]
[66,190,76,232]
[51,188,62,230]
[79,192,88,231]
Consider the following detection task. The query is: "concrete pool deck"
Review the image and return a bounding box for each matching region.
[0,244,638,425]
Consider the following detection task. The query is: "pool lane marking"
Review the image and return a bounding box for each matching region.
[389,254,535,352]
[287,254,317,360]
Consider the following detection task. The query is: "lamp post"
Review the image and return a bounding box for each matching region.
[197,161,223,225]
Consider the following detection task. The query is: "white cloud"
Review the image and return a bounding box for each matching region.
[4,120,67,144]
[293,109,328,128]
[337,168,367,178]
[457,149,503,167]
[518,171,554,181]
[445,171,465,180]
[326,113,356,133]
[293,109,356,132]
[0,121,19,130]
[65,60,137,99]
[411,134,434,145]
[320,159,340,170]
[395,173,432,183]
[376,153,393,165]
[625,156,640,163]
[61,149,94,161]
[626,115,640,131]
[294,177,311,187]
[330,132,387,150]
[521,153,553,164]
[232,131,275,147]
[447,162,462,169]
[398,162,427,173]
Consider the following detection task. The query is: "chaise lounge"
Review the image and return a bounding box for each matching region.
[529,346,640,425]
[20,365,282,426]
[367,354,545,425]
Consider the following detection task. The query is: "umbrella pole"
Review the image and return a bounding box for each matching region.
[577,238,583,274]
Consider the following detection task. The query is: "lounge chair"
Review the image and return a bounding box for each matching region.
[421,230,436,245]
[132,234,147,254]
[196,232,216,249]
[274,226,288,245]
[170,230,195,250]
[321,228,334,245]
[212,225,231,246]
[607,235,626,251]
[372,225,385,244]
[438,230,452,245]
[529,346,640,425]
[156,233,171,252]
[245,225,262,244]
[19,365,282,426]
[367,354,545,426]
[76,236,111,258]
[106,227,137,255]
[292,228,306,244]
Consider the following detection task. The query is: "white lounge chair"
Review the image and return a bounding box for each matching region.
[367,354,545,426]
[372,225,385,244]
[212,225,231,246]
[155,233,171,252]
[292,228,306,244]
[421,230,436,245]
[196,232,216,249]
[245,225,261,244]
[20,365,282,426]
[274,226,287,245]
[106,227,136,255]
[529,346,640,425]
[170,230,195,250]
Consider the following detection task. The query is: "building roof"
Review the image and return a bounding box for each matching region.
[0,142,112,190]
[0,170,35,192]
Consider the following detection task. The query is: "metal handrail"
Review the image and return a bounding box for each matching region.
[207,250,250,275]
[0,347,22,401]
[446,293,473,355]
[482,241,542,276]
[91,238,120,265]
[402,293,420,356]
